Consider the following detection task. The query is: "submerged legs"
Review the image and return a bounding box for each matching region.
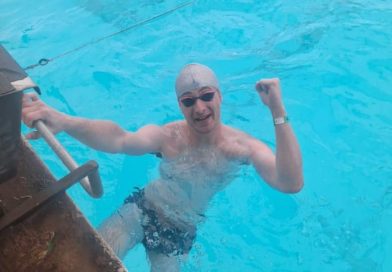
[147,250,184,272]
[98,203,144,259]
[98,202,189,271]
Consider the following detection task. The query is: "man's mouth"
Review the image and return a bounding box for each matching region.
[194,114,212,122]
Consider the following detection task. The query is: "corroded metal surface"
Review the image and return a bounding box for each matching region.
[0,140,126,272]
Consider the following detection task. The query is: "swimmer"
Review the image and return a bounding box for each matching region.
[21,63,303,271]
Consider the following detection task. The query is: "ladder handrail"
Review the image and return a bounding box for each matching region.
[33,120,103,198]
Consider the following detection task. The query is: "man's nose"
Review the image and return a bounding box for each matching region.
[193,98,207,113]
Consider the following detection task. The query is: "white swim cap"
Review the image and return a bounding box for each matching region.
[175,63,219,97]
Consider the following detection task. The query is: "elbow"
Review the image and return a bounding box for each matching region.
[278,176,304,194]
[111,131,128,154]
[286,180,304,194]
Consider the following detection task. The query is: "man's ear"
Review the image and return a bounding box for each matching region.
[217,89,222,101]
[178,99,185,113]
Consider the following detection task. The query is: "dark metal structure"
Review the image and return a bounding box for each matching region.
[0,45,126,271]
[0,45,40,182]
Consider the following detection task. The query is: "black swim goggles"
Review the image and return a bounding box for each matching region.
[179,91,216,107]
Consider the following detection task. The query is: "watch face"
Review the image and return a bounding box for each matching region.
[274,116,289,125]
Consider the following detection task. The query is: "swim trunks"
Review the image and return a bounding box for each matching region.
[123,188,196,256]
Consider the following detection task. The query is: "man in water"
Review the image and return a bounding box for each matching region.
[22,63,303,271]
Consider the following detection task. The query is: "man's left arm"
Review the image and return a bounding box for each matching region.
[250,78,303,193]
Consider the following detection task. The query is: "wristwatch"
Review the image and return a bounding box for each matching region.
[273,116,289,126]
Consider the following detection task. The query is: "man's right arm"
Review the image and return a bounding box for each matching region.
[63,118,163,155]
[22,93,163,155]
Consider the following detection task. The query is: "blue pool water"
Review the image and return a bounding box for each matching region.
[2,0,392,271]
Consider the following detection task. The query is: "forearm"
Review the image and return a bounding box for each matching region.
[272,108,303,193]
[255,78,303,193]
[62,115,125,153]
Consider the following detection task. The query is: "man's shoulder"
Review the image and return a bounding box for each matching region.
[160,121,187,141]
[162,120,185,129]
[222,125,252,140]
[221,125,266,150]
[161,120,185,133]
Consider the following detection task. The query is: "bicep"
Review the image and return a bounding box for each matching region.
[248,139,278,189]
[120,125,164,155]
